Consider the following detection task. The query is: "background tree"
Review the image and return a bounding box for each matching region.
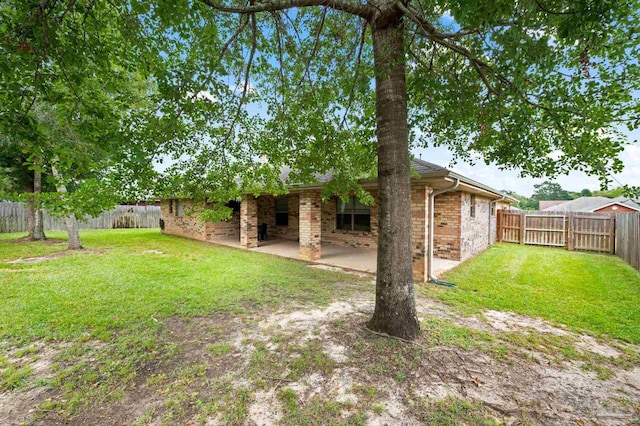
[593,186,629,198]
[532,181,573,202]
[0,135,48,240]
[1,2,163,249]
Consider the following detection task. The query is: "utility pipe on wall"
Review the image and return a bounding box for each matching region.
[428,178,459,281]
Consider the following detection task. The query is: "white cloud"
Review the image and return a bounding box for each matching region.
[229,82,256,95]
[186,90,216,102]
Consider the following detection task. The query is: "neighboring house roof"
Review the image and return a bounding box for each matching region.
[541,196,640,212]
[279,158,517,203]
[539,200,567,210]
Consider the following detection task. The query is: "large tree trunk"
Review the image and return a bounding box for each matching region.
[367,17,420,340]
[26,178,35,239]
[50,164,82,250]
[32,170,46,240]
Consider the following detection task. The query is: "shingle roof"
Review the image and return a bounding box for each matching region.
[279,158,516,202]
[280,159,448,184]
[411,158,449,175]
[541,196,640,212]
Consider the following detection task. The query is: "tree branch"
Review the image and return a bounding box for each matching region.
[399,3,586,118]
[269,11,287,105]
[439,21,516,39]
[199,0,373,20]
[340,21,367,129]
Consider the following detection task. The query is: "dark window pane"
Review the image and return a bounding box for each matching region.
[353,198,370,214]
[353,214,370,231]
[336,214,352,230]
[226,200,240,212]
[337,197,353,213]
[275,212,288,226]
[275,198,288,213]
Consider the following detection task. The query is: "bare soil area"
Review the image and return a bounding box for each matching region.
[2,291,639,425]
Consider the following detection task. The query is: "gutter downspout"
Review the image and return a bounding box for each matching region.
[488,195,507,247]
[428,178,459,284]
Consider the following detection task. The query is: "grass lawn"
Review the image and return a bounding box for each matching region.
[423,243,640,343]
[0,229,362,344]
[1,231,640,425]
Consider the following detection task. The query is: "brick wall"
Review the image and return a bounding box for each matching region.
[594,204,637,213]
[206,209,239,241]
[240,196,258,248]
[161,199,241,242]
[411,185,429,281]
[299,191,321,260]
[460,193,492,261]
[320,191,378,248]
[256,194,300,241]
[433,192,462,260]
[161,199,208,241]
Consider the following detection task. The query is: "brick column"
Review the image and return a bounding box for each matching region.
[299,191,321,261]
[411,185,429,282]
[240,196,258,249]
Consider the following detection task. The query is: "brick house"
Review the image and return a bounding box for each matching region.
[160,159,516,282]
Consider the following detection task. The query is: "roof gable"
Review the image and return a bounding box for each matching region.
[541,196,640,212]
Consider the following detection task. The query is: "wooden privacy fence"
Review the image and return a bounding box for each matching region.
[616,213,639,271]
[0,202,161,233]
[496,210,615,253]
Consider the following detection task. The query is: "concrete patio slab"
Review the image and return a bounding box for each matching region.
[210,238,461,279]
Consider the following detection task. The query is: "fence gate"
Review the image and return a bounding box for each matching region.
[571,215,614,253]
[524,214,566,247]
[497,210,615,253]
[498,211,522,243]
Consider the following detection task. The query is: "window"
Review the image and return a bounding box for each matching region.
[336,196,370,231]
[490,202,495,216]
[470,195,476,218]
[176,199,184,217]
[169,199,173,214]
[226,200,241,213]
[275,198,289,226]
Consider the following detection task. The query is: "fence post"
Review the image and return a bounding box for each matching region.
[567,213,574,251]
[496,210,502,242]
[519,212,525,244]
[609,213,616,255]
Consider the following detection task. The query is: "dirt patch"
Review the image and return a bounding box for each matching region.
[9,238,66,245]
[139,249,165,255]
[484,310,571,335]
[7,293,639,425]
[307,264,373,278]
[0,341,76,426]
[7,249,104,264]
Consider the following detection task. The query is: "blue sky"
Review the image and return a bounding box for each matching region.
[413,128,640,196]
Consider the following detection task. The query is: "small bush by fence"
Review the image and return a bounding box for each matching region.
[0,202,161,233]
[616,213,639,271]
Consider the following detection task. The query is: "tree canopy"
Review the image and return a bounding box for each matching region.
[2,0,639,338]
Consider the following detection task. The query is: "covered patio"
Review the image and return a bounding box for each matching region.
[214,237,460,278]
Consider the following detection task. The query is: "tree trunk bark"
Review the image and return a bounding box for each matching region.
[50,164,82,250]
[367,18,420,340]
[26,178,35,239]
[32,170,46,240]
